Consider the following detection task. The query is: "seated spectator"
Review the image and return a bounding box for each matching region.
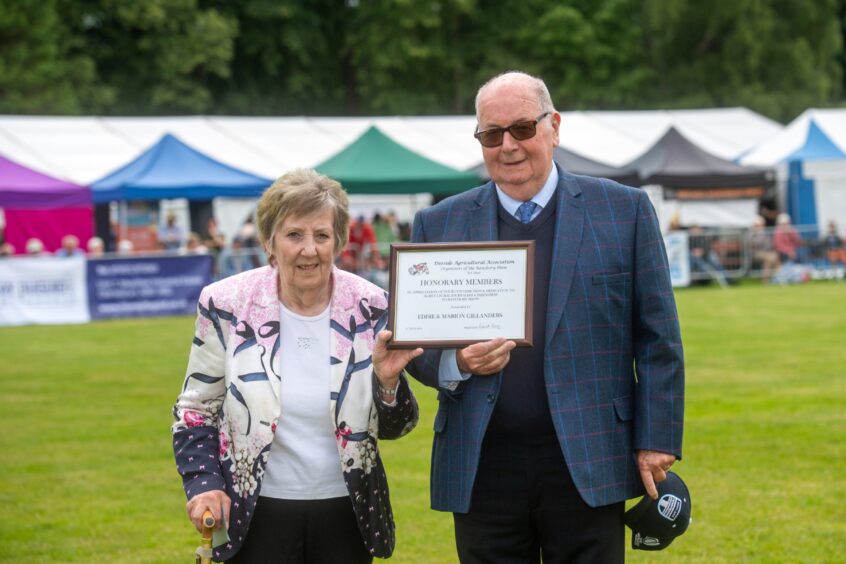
[25,238,47,256]
[203,217,226,256]
[184,232,209,254]
[342,215,378,274]
[773,213,801,263]
[54,235,85,257]
[758,198,779,227]
[668,210,682,232]
[220,237,253,278]
[117,239,135,255]
[688,225,728,287]
[158,213,184,251]
[822,220,846,265]
[372,211,398,256]
[359,253,390,290]
[397,220,411,241]
[87,237,105,257]
[0,229,13,257]
[749,215,779,283]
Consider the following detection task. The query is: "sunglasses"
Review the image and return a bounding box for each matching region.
[474,112,552,148]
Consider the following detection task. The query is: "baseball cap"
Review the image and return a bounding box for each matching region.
[624,470,691,551]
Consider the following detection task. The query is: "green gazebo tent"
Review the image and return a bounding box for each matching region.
[316,126,480,195]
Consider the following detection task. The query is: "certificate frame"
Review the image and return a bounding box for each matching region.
[387,241,534,349]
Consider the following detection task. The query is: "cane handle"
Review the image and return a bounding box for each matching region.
[202,510,216,531]
[197,510,216,564]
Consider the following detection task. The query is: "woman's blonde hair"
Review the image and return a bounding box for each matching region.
[256,169,350,260]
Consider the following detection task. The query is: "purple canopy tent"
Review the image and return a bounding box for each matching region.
[0,155,93,254]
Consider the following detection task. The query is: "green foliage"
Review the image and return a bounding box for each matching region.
[0,0,845,119]
[59,0,238,113]
[0,0,111,113]
[347,0,480,114]
[639,0,844,120]
[0,282,844,562]
[213,0,352,114]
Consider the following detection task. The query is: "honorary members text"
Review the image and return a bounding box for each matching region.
[419,278,503,286]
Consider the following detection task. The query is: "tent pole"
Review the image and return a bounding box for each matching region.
[119,201,128,244]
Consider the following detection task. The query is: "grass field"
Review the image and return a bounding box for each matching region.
[1,282,844,563]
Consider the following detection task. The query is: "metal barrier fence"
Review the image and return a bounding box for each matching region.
[685,224,845,284]
[204,226,846,286]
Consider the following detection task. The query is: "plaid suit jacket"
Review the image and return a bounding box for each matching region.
[407,166,684,512]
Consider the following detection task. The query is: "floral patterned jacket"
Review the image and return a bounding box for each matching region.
[172,265,418,561]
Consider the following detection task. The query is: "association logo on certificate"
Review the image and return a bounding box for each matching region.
[387,242,534,348]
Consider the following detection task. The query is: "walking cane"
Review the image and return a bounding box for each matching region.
[195,510,215,564]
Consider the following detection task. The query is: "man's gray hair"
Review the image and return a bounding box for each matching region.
[474,71,555,118]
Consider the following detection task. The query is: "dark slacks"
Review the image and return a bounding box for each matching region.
[453,440,624,564]
[227,496,372,564]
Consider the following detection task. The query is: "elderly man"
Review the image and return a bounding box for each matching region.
[406,71,685,562]
[54,234,85,257]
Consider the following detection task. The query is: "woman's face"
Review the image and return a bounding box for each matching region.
[272,207,336,294]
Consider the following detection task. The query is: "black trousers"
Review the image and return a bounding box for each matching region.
[227,496,372,564]
[453,440,624,564]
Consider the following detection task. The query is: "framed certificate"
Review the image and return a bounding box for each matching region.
[387,241,534,349]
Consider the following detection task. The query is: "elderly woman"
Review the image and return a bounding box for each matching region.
[172,169,422,562]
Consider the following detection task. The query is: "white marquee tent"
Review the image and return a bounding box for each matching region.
[0,108,782,184]
[0,109,784,237]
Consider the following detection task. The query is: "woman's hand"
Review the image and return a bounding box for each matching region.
[186,490,230,533]
[372,330,423,390]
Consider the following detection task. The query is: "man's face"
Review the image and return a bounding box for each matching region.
[477,81,560,201]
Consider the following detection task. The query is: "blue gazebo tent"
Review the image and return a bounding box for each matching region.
[741,109,846,230]
[783,120,846,227]
[91,133,271,202]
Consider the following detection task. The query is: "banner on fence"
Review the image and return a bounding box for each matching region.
[0,257,90,326]
[87,255,212,319]
[664,231,691,288]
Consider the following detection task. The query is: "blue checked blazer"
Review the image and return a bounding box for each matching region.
[407,165,684,512]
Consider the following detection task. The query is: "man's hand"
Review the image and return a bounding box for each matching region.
[456,338,516,375]
[637,450,677,500]
[186,489,230,533]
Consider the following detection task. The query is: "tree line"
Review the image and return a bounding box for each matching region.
[1,0,844,122]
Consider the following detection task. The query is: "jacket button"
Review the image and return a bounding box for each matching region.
[486,394,495,403]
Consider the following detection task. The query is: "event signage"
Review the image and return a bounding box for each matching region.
[387,242,534,348]
[87,255,213,319]
[664,231,691,288]
[0,256,90,326]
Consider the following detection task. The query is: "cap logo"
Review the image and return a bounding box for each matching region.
[658,494,683,521]
[634,533,662,547]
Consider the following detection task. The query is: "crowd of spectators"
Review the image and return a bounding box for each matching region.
[3,208,842,288]
[678,213,846,286]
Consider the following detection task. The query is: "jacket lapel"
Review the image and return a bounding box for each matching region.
[545,168,585,345]
[467,183,499,242]
[247,266,283,400]
[328,268,354,412]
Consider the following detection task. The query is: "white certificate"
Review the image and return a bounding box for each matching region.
[387,242,534,348]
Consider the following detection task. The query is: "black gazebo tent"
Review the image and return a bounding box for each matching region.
[626,127,770,189]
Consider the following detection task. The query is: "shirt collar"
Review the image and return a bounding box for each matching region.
[494,165,558,221]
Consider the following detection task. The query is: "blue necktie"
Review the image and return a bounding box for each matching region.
[517,201,538,224]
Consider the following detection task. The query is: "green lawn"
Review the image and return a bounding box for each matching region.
[0,282,844,563]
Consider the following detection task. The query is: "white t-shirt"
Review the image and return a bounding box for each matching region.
[260,302,347,500]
